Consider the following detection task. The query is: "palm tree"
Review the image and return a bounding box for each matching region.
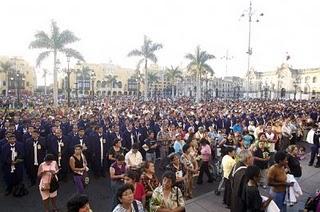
[0,60,14,96]
[147,71,159,85]
[42,68,49,95]
[105,74,118,96]
[185,46,215,102]
[29,20,84,106]
[147,71,160,99]
[204,67,214,99]
[165,66,183,99]
[128,35,163,101]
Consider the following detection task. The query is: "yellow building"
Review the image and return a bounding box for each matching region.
[147,64,172,97]
[0,56,37,96]
[58,62,135,96]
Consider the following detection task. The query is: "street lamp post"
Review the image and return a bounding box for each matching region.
[241,0,263,98]
[76,60,83,96]
[16,71,20,108]
[15,70,25,109]
[74,82,79,103]
[293,81,298,100]
[221,50,234,76]
[91,71,96,99]
[66,55,71,107]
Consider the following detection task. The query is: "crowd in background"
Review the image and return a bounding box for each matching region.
[0,96,319,211]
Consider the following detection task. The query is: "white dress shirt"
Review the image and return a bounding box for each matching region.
[125,150,143,167]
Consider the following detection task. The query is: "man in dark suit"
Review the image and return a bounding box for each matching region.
[24,130,46,186]
[47,128,70,181]
[91,126,108,177]
[1,133,25,195]
[0,120,11,140]
[22,125,34,144]
[121,124,137,152]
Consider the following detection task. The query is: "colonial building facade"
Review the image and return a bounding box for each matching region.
[58,62,134,97]
[245,63,320,99]
[55,62,320,100]
[175,75,244,99]
[0,56,37,96]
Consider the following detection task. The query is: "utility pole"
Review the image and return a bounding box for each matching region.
[221,50,234,76]
[17,71,21,108]
[66,55,71,107]
[75,82,79,104]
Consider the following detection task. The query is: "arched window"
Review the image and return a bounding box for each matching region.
[313,77,317,83]
[305,76,310,83]
[96,80,101,88]
[117,81,122,88]
[304,87,308,93]
[101,81,107,88]
[312,90,316,95]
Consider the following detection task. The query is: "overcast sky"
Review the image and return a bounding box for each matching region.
[1,0,320,85]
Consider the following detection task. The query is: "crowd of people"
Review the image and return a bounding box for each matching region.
[0,96,319,212]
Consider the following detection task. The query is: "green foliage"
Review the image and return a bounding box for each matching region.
[165,65,183,83]
[29,20,84,67]
[0,60,14,75]
[185,45,215,78]
[105,74,118,88]
[147,71,159,85]
[128,35,163,64]
[128,35,163,100]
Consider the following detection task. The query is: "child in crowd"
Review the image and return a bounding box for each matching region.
[297,146,306,160]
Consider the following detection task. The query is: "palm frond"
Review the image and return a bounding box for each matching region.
[58,30,80,47]
[36,51,52,67]
[148,71,160,84]
[50,20,60,45]
[185,53,196,61]
[149,43,163,53]
[61,48,85,62]
[135,58,144,72]
[185,46,215,78]
[29,31,52,49]
[147,53,158,63]
[0,61,11,69]
[202,64,215,76]
[143,35,153,53]
[0,61,14,74]
[129,35,162,88]
[186,61,197,71]
[201,52,215,62]
[165,66,182,80]
[128,49,143,57]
